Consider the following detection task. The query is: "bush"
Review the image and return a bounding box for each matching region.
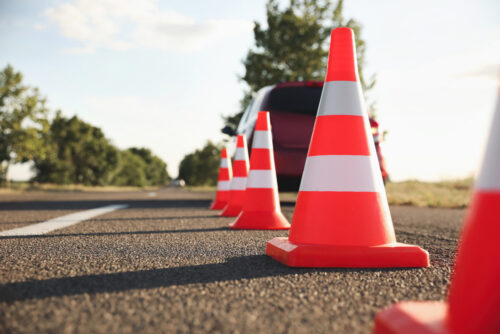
[178,141,221,186]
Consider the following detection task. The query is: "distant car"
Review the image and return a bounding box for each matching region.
[169,179,186,187]
[222,81,389,191]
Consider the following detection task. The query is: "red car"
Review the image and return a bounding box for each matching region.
[222,81,389,191]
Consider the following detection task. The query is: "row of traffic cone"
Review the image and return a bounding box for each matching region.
[211,110,291,230]
[210,27,500,333]
[213,27,429,268]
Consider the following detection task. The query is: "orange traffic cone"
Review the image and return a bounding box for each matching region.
[220,135,249,217]
[266,27,429,268]
[373,84,500,334]
[210,148,233,210]
[230,111,291,230]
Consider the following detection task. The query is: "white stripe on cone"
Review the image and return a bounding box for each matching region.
[217,180,231,191]
[476,92,500,190]
[299,155,385,192]
[246,170,277,189]
[230,177,247,190]
[220,158,229,168]
[317,81,366,117]
[252,131,272,149]
[234,148,249,161]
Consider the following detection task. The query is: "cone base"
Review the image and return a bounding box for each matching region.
[220,204,242,217]
[266,237,430,268]
[230,211,290,230]
[374,301,448,334]
[210,200,227,210]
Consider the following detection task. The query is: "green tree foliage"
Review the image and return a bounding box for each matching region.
[112,148,169,186]
[33,112,119,185]
[178,141,221,186]
[34,113,170,187]
[1,65,169,188]
[128,148,169,185]
[224,0,375,128]
[111,150,148,187]
[0,64,49,184]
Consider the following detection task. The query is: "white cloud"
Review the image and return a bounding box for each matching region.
[43,0,253,53]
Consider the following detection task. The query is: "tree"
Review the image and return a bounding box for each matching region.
[178,141,221,186]
[0,65,49,184]
[123,147,169,186]
[111,150,148,187]
[224,0,375,128]
[33,112,119,185]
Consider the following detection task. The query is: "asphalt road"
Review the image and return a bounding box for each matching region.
[0,188,464,333]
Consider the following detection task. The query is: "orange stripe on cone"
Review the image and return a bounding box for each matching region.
[230,111,290,230]
[374,81,500,334]
[308,116,371,156]
[210,147,232,210]
[289,192,394,246]
[220,135,249,217]
[248,149,272,169]
[266,27,428,268]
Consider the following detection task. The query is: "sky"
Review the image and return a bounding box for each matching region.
[1,0,499,182]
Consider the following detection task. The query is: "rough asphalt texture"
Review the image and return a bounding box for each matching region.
[0,188,464,333]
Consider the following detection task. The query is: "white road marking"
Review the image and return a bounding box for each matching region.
[0,204,128,237]
[147,192,157,197]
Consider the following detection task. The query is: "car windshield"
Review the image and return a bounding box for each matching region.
[267,86,322,115]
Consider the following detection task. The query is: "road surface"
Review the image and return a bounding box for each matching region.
[0,188,464,333]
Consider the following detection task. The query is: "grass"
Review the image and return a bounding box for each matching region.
[187,179,473,208]
[186,185,217,192]
[0,182,160,193]
[2,179,474,208]
[385,178,473,208]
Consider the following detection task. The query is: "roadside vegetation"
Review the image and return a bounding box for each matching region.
[0,182,160,193]
[385,178,473,208]
[0,65,169,187]
[178,141,221,186]
[186,178,473,209]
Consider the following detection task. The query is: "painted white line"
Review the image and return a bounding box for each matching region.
[0,204,128,237]
[147,192,157,197]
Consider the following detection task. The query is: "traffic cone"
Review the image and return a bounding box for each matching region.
[210,148,233,210]
[220,135,249,217]
[373,83,500,334]
[230,111,291,230]
[266,27,429,268]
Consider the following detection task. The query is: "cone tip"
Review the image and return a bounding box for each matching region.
[221,147,227,158]
[255,111,270,131]
[325,27,358,82]
[236,134,246,148]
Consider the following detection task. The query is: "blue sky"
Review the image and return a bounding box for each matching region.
[2,0,499,181]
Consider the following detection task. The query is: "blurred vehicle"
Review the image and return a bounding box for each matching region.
[222,81,389,191]
[169,179,186,187]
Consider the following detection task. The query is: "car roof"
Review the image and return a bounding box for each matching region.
[274,80,324,88]
[258,81,324,93]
